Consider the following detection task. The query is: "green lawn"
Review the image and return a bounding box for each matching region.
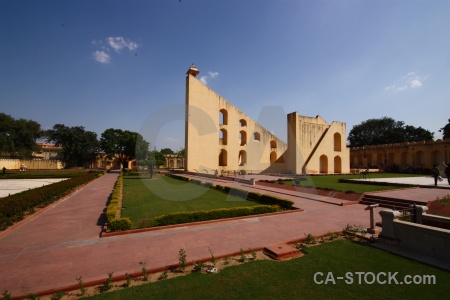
[121,175,261,227]
[280,173,425,194]
[83,240,450,299]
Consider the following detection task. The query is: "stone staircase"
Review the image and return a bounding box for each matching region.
[360,194,426,210]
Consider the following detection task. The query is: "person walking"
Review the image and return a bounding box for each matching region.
[444,162,450,185]
[431,164,440,187]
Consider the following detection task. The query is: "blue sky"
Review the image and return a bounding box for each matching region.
[1,0,449,151]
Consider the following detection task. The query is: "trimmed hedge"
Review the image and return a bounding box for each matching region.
[169,175,294,210]
[153,205,279,226]
[108,217,132,231]
[259,195,294,210]
[105,172,134,232]
[0,173,99,230]
[166,173,189,182]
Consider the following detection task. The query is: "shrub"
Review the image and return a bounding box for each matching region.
[247,192,261,202]
[190,179,202,185]
[108,218,132,231]
[166,174,189,181]
[259,195,294,210]
[153,205,278,226]
[203,182,213,189]
[228,187,248,198]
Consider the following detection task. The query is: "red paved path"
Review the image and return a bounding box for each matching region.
[0,172,446,297]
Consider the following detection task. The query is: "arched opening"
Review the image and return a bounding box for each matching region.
[415,151,424,166]
[431,150,442,166]
[219,129,228,145]
[253,132,260,141]
[270,140,277,149]
[238,150,247,166]
[334,133,341,151]
[334,156,342,173]
[401,151,408,166]
[176,160,182,168]
[239,119,247,127]
[219,109,228,125]
[377,153,383,168]
[270,151,277,163]
[169,160,174,168]
[387,152,395,165]
[239,130,247,146]
[366,153,373,167]
[219,149,227,166]
[320,155,328,174]
[350,155,355,166]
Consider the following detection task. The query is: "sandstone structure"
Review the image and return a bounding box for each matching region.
[184,65,350,175]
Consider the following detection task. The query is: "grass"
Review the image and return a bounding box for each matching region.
[82,240,450,299]
[278,173,425,194]
[121,175,261,227]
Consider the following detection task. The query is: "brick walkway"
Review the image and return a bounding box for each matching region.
[0,172,446,297]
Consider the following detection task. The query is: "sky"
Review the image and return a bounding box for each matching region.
[1,0,449,151]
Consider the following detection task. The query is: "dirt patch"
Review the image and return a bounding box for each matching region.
[427,201,450,217]
[37,252,270,300]
[257,181,361,201]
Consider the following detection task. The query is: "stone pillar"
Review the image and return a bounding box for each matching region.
[367,204,380,234]
[379,210,401,240]
[415,205,429,224]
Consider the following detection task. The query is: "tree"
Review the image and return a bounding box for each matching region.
[0,113,42,158]
[348,117,434,147]
[176,148,185,157]
[100,129,149,170]
[45,124,100,168]
[160,148,174,155]
[439,118,450,139]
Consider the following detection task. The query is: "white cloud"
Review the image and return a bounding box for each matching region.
[384,72,425,91]
[208,71,219,78]
[199,76,208,84]
[106,37,138,52]
[199,71,219,85]
[93,51,110,64]
[91,36,139,63]
[410,78,423,88]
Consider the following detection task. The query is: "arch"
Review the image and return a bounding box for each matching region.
[376,153,383,168]
[219,109,228,125]
[415,150,424,166]
[176,159,182,168]
[239,119,247,127]
[169,160,174,168]
[320,155,328,174]
[387,152,395,165]
[334,133,342,151]
[270,140,277,149]
[356,154,363,166]
[238,150,247,166]
[334,156,342,173]
[219,149,227,166]
[400,151,408,166]
[365,153,373,167]
[431,150,443,166]
[219,129,228,145]
[253,132,261,141]
[239,130,247,146]
[270,151,277,163]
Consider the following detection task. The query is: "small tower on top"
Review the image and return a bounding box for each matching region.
[186,64,200,77]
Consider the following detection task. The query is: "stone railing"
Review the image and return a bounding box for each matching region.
[379,206,450,263]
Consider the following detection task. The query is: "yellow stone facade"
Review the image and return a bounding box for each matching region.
[184,65,350,175]
[350,139,450,172]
